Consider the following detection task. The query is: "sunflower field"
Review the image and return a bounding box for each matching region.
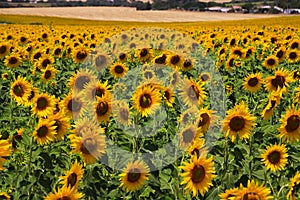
[0,15,300,200]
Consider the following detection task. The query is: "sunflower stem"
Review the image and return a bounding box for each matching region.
[27,136,34,200]
[249,135,253,180]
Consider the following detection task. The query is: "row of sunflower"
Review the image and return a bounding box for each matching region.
[0,17,299,200]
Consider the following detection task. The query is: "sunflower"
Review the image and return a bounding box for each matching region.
[230,47,245,58]
[44,186,83,200]
[180,78,206,108]
[93,53,110,71]
[219,188,238,200]
[179,154,216,197]
[234,180,272,200]
[265,68,293,94]
[62,92,84,118]
[0,42,11,59]
[12,128,24,150]
[60,160,84,189]
[222,101,256,142]
[181,58,194,71]
[278,107,300,142]
[33,119,56,145]
[132,85,161,117]
[199,72,211,83]
[49,112,70,141]
[287,172,300,200]
[110,63,129,78]
[245,46,255,59]
[32,93,55,118]
[68,69,96,92]
[142,69,156,80]
[169,70,182,88]
[225,55,237,72]
[180,124,199,148]
[70,128,106,165]
[187,137,205,157]
[23,84,39,107]
[263,55,278,69]
[261,143,288,172]
[275,47,286,62]
[294,87,300,104]
[0,140,11,170]
[166,54,184,68]
[290,39,300,50]
[112,100,132,126]
[152,53,168,66]
[197,107,214,134]
[118,52,128,62]
[36,54,54,70]
[162,86,175,107]
[1,72,9,80]
[178,108,197,125]
[92,96,112,124]
[261,89,282,120]
[10,76,31,105]
[4,53,22,68]
[72,46,89,63]
[0,191,10,200]
[136,48,152,62]
[243,72,263,93]
[287,50,299,63]
[119,160,150,192]
[41,65,58,82]
[82,80,111,101]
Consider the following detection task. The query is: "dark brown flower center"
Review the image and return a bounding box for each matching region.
[37,125,48,138]
[164,90,170,100]
[291,42,299,49]
[191,165,205,183]
[127,168,141,183]
[44,70,52,79]
[67,98,82,113]
[229,116,245,131]
[289,52,297,60]
[67,172,78,188]
[114,65,124,74]
[267,58,276,66]
[75,75,90,90]
[0,46,7,54]
[76,51,87,60]
[42,59,51,68]
[248,77,259,87]
[140,48,148,58]
[96,102,109,116]
[13,84,24,97]
[9,57,18,65]
[285,115,300,132]
[37,97,48,110]
[271,75,285,88]
[183,60,192,69]
[170,55,180,65]
[201,74,209,82]
[187,85,199,101]
[198,113,210,127]
[276,50,284,59]
[182,128,195,144]
[54,48,61,55]
[57,196,72,200]
[139,94,152,108]
[54,120,61,132]
[267,150,281,164]
[33,52,41,60]
[242,192,259,200]
[155,54,166,64]
[20,36,27,43]
[229,58,235,67]
[119,53,126,60]
[95,55,107,68]
[233,49,242,57]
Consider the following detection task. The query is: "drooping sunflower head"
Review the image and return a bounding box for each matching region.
[110,63,129,78]
[288,172,300,200]
[261,143,288,172]
[161,86,175,107]
[219,187,238,200]
[187,137,206,158]
[68,69,96,92]
[49,112,70,141]
[94,96,112,124]
[243,72,263,93]
[197,107,214,133]
[83,80,111,101]
[119,160,150,192]
[179,155,216,197]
